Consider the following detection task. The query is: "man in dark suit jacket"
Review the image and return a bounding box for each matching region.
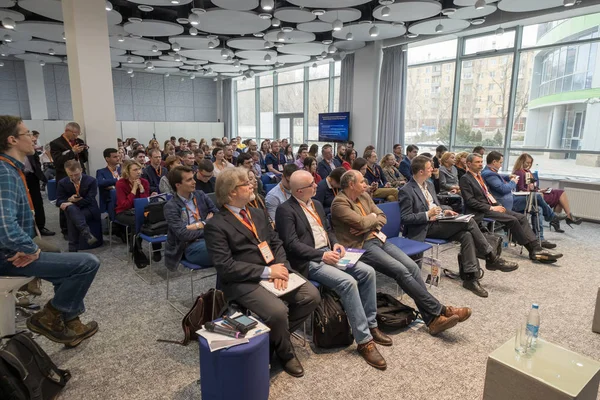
[313,166,345,215]
[316,144,342,180]
[56,160,100,252]
[142,149,166,194]
[96,148,121,213]
[399,145,419,180]
[23,151,54,236]
[204,167,320,378]
[164,166,219,270]
[50,122,88,183]
[459,153,562,263]
[399,156,518,298]
[276,170,390,370]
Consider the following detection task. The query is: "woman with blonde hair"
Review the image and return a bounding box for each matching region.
[512,153,580,230]
[438,152,460,194]
[380,153,406,187]
[454,151,469,180]
[159,155,182,194]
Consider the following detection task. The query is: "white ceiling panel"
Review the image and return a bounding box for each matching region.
[264,29,315,44]
[276,42,328,56]
[297,21,332,33]
[205,63,249,73]
[332,22,406,41]
[274,7,316,24]
[319,8,362,23]
[227,38,269,50]
[168,35,220,49]
[449,4,497,20]
[275,54,311,63]
[126,0,193,5]
[195,10,271,35]
[0,9,24,22]
[132,49,163,56]
[498,0,563,12]
[109,36,170,51]
[112,55,145,63]
[9,40,66,55]
[372,0,441,22]
[14,21,64,43]
[334,40,366,51]
[15,53,62,63]
[287,0,371,8]
[235,50,278,59]
[124,20,184,37]
[0,27,32,42]
[408,17,470,35]
[211,0,259,11]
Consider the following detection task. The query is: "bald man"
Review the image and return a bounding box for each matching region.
[275,170,390,370]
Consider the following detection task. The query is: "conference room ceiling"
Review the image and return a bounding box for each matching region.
[0,0,587,78]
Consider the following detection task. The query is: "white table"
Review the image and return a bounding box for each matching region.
[593,287,600,334]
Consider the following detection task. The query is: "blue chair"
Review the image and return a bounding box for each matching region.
[46,179,56,201]
[133,195,170,284]
[378,202,433,257]
[264,183,277,193]
[167,259,216,315]
[107,189,131,256]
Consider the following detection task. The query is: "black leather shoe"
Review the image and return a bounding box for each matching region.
[39,227,55,236]
[486,257,519,272]
[541,240,556,249]
[282,356,304,378]
[529,249,563,262]
[463,279,488,298]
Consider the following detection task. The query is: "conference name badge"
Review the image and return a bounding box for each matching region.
[258,241,275,264]
[278,164,283,172]
[373,230,387,243]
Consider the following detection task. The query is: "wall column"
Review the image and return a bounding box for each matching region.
[62,0,117,175]
[24,61,48,120]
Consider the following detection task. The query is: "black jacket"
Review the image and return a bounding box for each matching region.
[313,178,337,215]
[26,153,46,182]
[459,172,494,222]
[50,135,88,182]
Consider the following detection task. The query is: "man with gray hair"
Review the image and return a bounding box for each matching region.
[205,167,320,378]
[276,170,390,370]
[331,170,472,336]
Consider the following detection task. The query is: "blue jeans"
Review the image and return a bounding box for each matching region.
[362,239,442,325]
[0,252,100,321]
[184,239,212,266]
[308,259,377,345]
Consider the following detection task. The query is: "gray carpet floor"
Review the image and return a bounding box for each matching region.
[21,199,600,400]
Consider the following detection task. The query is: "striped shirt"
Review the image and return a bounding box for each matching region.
[0,153,38,260]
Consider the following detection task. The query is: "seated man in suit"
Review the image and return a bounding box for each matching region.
[205,167,320,378]
[459,153,562,263]
[313,166,345,215]
[56,160,100,252]
[399,145,418,181]
[96,148,121,210]
[399,156,518,298]
[482,151,560,249]
[194,159,216,194]
[317,144,342,180]
[142,148,166,194]
[164,166,219,269]
[276,170,390,370]
[331,170,471,336]
[363,149,398,202]
[265,163,297,223]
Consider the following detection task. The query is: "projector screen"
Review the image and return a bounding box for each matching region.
[318,112,350,143]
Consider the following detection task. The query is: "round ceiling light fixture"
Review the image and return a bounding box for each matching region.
[274,42,283,47]
[233,59,240,67]
[271,18,281,27]
[495,26,504,36]
[3,34,12,43]
[127,56,133,63]
[320,51,327,58]
[151,45,159,52]
[312,9,326,16]
[130,73,135,78]
[145,61,153,69]
[190,74,195,80]
[0,62,4,67]
[138,5,154,12]
[189,27,198,35]
[208,41,216,48]
[62,32,66,40]
[39,60,45,66]
[253,32,265,37]
[381,6,391,17]
[259,13,272,19]
[435,23,443,33]
[332,19,343,31]
[2,17,15,30]
[346,32,353,40]
[127,68,133,74]
[379,0,394,4]
[327,44,337,54]
[189,13,200,26]
[172,42,181,52]
[441,8,456,16]
[312,62,317,68]
[281,26,294,33]
[276,31,285,42]
[406,32,418,38]
[206,67,213,74]
[174,53,182,61]
[470,18,485,25]
[369,25,379,37]
[474,0,486,10]
[48,48,55,55]
[213,77,218,81]
[171,0,181,4]
[564,0,576,5]
[165,73,170,77]
[220,48,228,58]
[105,1,113,11]
[117,34,125,42]
[264,53,272,61]
[261,0,274,11]
[264,41,272,48]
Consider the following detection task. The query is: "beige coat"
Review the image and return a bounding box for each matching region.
[330,191,387,249]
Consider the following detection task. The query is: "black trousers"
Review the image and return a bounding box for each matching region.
[65,206,99,251]
[25,172,46,230]
[235,284,320,361]
[427,218,494,275]
[483,209,537,246]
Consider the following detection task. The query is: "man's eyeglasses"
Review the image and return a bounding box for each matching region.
[18,131,33,138]
[298,180,316,190]
[199,172,213,178]
[235,181,252,188]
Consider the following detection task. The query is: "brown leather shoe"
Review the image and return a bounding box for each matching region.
[26,301,80,344]
[444,306,472,323]
[370,327,393,346]
[64,317,99,348]
[428,314,459,336]
[357,341,387,370]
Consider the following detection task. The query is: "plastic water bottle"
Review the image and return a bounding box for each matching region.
[526,303,540,348]
[502,233,509,249]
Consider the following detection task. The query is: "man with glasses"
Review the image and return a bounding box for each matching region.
[205,167,320,377]
[265,163,298,223]
[194,159,216,194]
[50,122,87,183]
[142,148,166,194]
[0,116,100,346]
[276,170,390,370]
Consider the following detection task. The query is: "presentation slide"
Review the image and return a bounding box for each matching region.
[318,112,350,142]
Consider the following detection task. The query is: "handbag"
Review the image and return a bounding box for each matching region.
[140,201,168,236]
[158,289,226,346]
[313,288,354,348]
[376,292,418,331]
[0,332,71,400]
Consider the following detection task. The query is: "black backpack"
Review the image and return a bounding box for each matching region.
[312,289,354,348]
[376,292,418,330]
[140,200,168,236]
[0,332,71,400]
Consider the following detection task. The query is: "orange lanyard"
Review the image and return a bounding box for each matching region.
[367,165,379,179]
[225,206,260,241]
[355,200,368,216]
[108,165,119,179]
[280,185,289,199]
[0,156,35,214]
[62,134,75,150]
[299,201,323,227]
[185,197,202,222]
[73,180,81,197]
[155,166,162,177]
[250,196,265,210]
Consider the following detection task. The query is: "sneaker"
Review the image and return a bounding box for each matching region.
[64,317,99,348]
[26,301,81,344]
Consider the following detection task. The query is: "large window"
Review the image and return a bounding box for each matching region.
[233,61,340,146]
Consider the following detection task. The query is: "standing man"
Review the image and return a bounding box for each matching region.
[317,144,341,180]
[399,156,518,298]
[24,139,54,236]
[142,148,167,194]
[277,170,390,370]
[56,160,101,252]
[205,167,320,377]
[164,166,219,269]
[50,122,88,183]
[96,148,121,212]
[399,145,418,181]
[0,116,100,346]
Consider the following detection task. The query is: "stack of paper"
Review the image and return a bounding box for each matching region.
[336,248,366,270]
[196,316,270,352]
[259,272,305,297]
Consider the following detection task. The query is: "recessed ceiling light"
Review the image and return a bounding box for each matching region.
[2,17,15,30]
[171,0,181,4]
[312,9,325,16]
[191,8,206,13]
[128,17,142,23]
[563,0,576,5]
[176,18,189,24]
[253,32,265,37]
[105,1,113,11]
[259,13,272,19]
[379,0,394,5]
[470,18,485,25]
[3,34,12,43]
[406,32,418,38]
[48,48,55,55]
[189,13,200,25]
[138,5,153,12]
[281,26,294,33]
[261,0,274,11]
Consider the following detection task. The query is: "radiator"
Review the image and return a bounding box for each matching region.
[564,187,600,221]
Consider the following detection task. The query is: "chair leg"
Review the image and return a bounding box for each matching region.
[190,269,194,306]
[108,221,112,249]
